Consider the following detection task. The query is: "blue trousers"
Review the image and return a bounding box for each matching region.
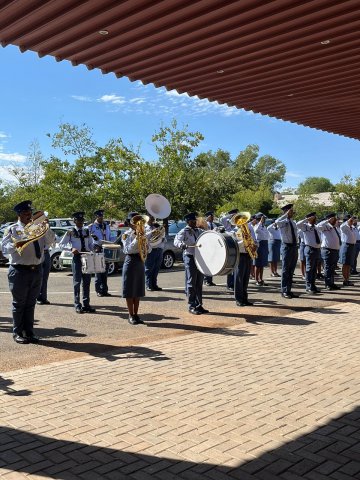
[38,250,51,301]
[321,248,339,287]
[95,264,108,294]
[227,272,234,289]
[184,254,203,309]
[351,241,360,273]
[145,248,163,289]
[281,244,298,294]
[8,265,42,336]
[304,246,320,290]
[72,255,91,308]
[234,253,251,303]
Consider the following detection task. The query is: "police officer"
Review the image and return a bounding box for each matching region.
[2,201,52,343]
[317,213,341,290]
[37,213,56,305]
[297,212,321,293]
[88,209,111,297]
[145,215,165,291]
[58,212,96,313]
[339,214,357,286]
[174,213,209,315]
[276,204,299,299]
[222,208,238,292]
[203,211,216,286]
[267,220,281,277]
[351,216,360,275]
[253,213,269,286]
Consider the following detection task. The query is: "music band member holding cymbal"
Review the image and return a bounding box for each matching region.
[174,212,209,315]
[2,201,52,344]
[58,212,96,314]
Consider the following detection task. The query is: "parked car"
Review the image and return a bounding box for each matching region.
[48,218,75,228]
[0,227,9,265]
[49,227,71,271]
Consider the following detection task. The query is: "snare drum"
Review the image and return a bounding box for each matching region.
[81,253,106,274]
[103,244,121,263]
[194,231,239,276]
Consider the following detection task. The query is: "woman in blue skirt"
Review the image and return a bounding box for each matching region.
[253,213,269,286]
[267,220,281,277]
[122,212,151,325]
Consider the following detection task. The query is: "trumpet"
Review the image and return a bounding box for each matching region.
[11,211,49,255]
[130,214,149,262]
[231,212,258,259]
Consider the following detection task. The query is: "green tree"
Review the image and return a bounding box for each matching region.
[294,193,330,220]
[218,186,275,217]
[332,175,360,215]
[297,176,335,194]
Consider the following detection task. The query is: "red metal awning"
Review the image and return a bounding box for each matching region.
[1,0,359,139]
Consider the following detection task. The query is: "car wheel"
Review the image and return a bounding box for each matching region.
[51,252,62,271]
[162,251,175,269]
[107,262,116,275]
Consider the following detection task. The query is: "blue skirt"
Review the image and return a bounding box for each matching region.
[122,254,145,298]
[254,240,269,267]
[339,243,356,266]
[268,239,281,262]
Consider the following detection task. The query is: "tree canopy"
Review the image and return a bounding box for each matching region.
[0,120,287,223]
[297,176,335,195]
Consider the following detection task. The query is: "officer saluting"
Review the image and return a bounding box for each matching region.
[2,201,52,344]
[88,209,111,297]
[174,212,209,315]
[58,212,95,313]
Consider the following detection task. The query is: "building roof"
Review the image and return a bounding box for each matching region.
[276,192,335,207]
[1,0,360,139]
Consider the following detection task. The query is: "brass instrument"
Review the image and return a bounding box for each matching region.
[11,211,49,255]
[230,211,258,259]
[130,214,149,262]
[145,194,171,248]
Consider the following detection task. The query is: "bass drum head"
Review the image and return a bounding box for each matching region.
[194,231,238,276]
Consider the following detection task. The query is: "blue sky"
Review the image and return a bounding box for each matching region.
[1,44,359,188]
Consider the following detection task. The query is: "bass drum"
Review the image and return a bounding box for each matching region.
[194,231,239,276]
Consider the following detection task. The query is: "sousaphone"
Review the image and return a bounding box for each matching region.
[145,194,171,247]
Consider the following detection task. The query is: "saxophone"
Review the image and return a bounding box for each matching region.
[230,212,258,259]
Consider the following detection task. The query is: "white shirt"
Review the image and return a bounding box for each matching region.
[254,222,270,241]
[58,227,94,252]
[267,223,281,241]
[340,222,356,245]
[317,220,341,250]
[296,219,321,248]
[122,228,152,255]
[174,226,203,256]
[276,213,298,244]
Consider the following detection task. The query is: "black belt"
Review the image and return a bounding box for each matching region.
[346,243,355,246]
[11,264,41,271]
[284,242,297,246]
[322,248,339,252]
[305,245,320,249]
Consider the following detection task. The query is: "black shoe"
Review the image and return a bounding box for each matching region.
[13,334,29,344]
[316,273,325,279]
[343,281,355,286]
[104,292,112,296]
[128,315,138,325]
[75,306,83,314]
[153,286,163,291]
[133,314,144,324]
[204,282,212,286]
[96,292,104,297]
[290,293,300,298]
[236,301,246,306]
[226,287,234,293]
[244,301,253,306]
[25,335,40,344]
[37,299,51,305]
[281,293,292,299]
[189,307,201,315]
[146,287,155,292]
[306,289,318,294]
[82,306,96,313]
[196,306,209,314]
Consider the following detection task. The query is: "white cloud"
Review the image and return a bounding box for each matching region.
[129,97,146,104]
[0,152,26,162]
[286,172,304,179]
[0,131,9,139]
[98,94,126,105]
[165,89,189,98]
[71,95,92,102]
[0,166,17,182]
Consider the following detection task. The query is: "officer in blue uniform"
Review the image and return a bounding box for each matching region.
[145,215,165,291]
[2,201,51,343]
[88,209,111,297]
[297,212,321,293]
[203,211,216,287]
[317,213,341,290]
[174,212,209,315]
[58,212,95,313]
[222,208,238,292]
[276,204,299,299]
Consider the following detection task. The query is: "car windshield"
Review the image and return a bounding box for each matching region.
[168,221,186,234]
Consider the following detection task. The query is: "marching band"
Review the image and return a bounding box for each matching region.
[2,197,359,343]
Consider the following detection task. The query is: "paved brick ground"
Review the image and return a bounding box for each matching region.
[0,301,359,479]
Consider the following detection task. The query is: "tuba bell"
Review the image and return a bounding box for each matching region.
[11,210,49,255]
[145,194,171,248]
[231,211,258,259]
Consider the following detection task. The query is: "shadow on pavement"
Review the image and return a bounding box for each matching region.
[38,340,170,362]
[0,406,358,479]
[0,376,32,396]
[145,320,256,337]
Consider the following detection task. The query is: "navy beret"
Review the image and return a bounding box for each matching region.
[306,212,316,218]
[94,209,104,217]
[184,212,197,222]
[127,211,139,221]
[72,211,85,220]
[325,212,337,220]
[205,211,214,217]
[281,203,293,212]
[227,208,239,216]
[13,200,32,214]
